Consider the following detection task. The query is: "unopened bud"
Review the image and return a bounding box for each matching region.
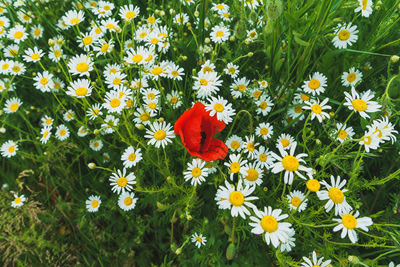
[48,39,55,46]
[204,37,210,44]
[390,55,399,63]
[88,163,96,169]
[348,256,359,264]
[135,123,144,130]
[175,248,182,255]
[248,52,253,57]
[93,129,100,135]
[194,11,199,17]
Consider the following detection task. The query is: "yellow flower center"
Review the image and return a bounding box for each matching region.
[2,63,9,70]
[247,142,255,152]
[154,130,166,140]
[31,53,40,60]
[192,167,202,178]
[342,214,357,229]
[128,153,136,161]
[260,128,269,136]
[308,79,320,90]
[152,67,162,75]
[214,103,224,112]
[228,67,236,74]
[14,31,23,39]
[216,4,224,9]
[40,78,48,85]
[43,130,49,138]
[110,98,121,108]
[281,155,299,172]
[148,102,157,110]
[148,16,156,24]
[126,11,136,19]
[373,129,382,138]
[75,87,87,96]
[106,24,114,29]
[301,93,310,101]
[338,29,350,41]
[291,196,301,207]
[203,66,212,73]
[352,99,367,112]
[246,169,259,181]
[59,129,66,136]
[76,62,89,73]
[91,200,99,208]
[260,101,268,110]
[83,36,93,45]
[230,162,241,173]
[281,138,290,148]
[46,119,52,125]
[230,141,240,150]
[294,105,303,113]
[216,30,224,37]
[15,197,21,204]
[132,54,143,63]
[101,43,110,52]
[229,191,244,206]
[253,90,262,98]
[260,215,278,233]
[259,153,267,162]
[70,18,80,25]
[170,96,178,104]
[362,0,368,10]
[200,79,208,86]
[139,32,147,38]
[238,84,246,92]
[113,78,121,85]
[140,112,150,121]
[34,29,41,36]
[363,135,372,145]
[328,187,344,204]
[10,103,19,111]
[338,129,348,139]
[311,104,322,114]
[347,73,356,83]
[307,179,321,192]
[196,236,202,243]
[8,146,15,153]
[151,38,159,44]
[116,177,128,187]
[124,197,133,206]
[12,66,21,72]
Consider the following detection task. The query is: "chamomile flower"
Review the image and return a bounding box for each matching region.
[270,142,312,185]
[302,72,327,96]
[67,54,93,77]
[40,126,52,144]
[48,45,65,62]
[105,72,126,89]
[31,25,44,39]
[66,79,93,98]
[94,38,114,56]
[255,122,273,140]
[224,62,239,78]
[77,126,88,137]
[333,211,373,243]
[10,62,25,76]
[55,124,70,141]
[230,77,249,98]
[215,179,258,219]
[354,0,373,17]
[101,18,119,32]
[249,206,293,248]
[210,25,230,44]
[287,190,308,212]
[8,25,27,43]
[166,90,182,108]
[303,98,331,123]
[224,154,249,180]
[119,4,140,23]
[255,95,274,116]
[86,195,101,212]
[211,3,229,13]
[89,139,103,151]
[335,123,355,143]
[174,13,189,25]
[41,115,54,127]
[144,121,175,148]
[332,23,358,49]
[242,162,264,187]
[256,146,274,170]
[205,96,236,124]
[63,110,75,121]
[243,135,259,160]
[371,116,398,144]
[11,194,26,208]
[276,133,295,150]
[250,87,264,100]
[359,128,380,153]
[279,229,296,252]
[1,140,17,158]
[344,87,381,119]
[301,251,331,267]
[3,97,22,113]
[133,107,153,125]
[121,146,142,168]
[109,168,136,194]
[118,192,138,211]
[22,47,44,63]
[78,32,97,50]
[101,115,119,134]
[341,67,363,87]
[184,158,209,186]
[166,63,184,81]
[226,135,243,152]
[103,90,126,113]
[317,175,352,215]
[287,100,305,122]
[63,10,85,27]
[193,71,222,99]
[191,233,207,248]
[87,103,103,120]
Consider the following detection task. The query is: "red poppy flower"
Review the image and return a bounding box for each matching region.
[174,102,228,161]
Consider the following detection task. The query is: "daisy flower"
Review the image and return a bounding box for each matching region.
[77,126,88,137]
[109,168,136,194]
[101,18,119,32]
[105,72,127,89]
[255,146,274,170]
[276,133,295,150]
[242,162,264,187]
[118,192,138,211]
[215,179,258,219]
[270,142,312,185]
[332,23,358,49]
[78,32,97,50]
[371,116,398,144]
[119,4,140,23]
[243,135,259,160]
[8,25,27,43]
[249,206,293,248]
[333,211,373,243]
[40,126,52,144]
[22,47,44,63]
[191,233,207,248]
[121,146,142,168]
[87,103,103,120]
[303,98,331,123]
[133,107,153,126]
[344,87,381,119]
[193,71,222,99]
[3,97,22,113]
[63,110,75,121]
[101,115,119,134]
[302,72,327,96]
[224,62,239,78]
[103,90,126,114]
[250,87,264,100]
[86,195,101,212]
[255,122,273,140]
[230,77,249,99]
[174,13,189,25]
[66,79,93,98]
[341,67,363,87]
[41,115,54,127]
[354,0,373,17]
[301,251,331,267]
[287,100,305,122]
[226,135,243,152]
[211,3,229,13]
[166,90,182,108]
[11,194,26,208]
[224,154,249,180]
[55,124,70,141]
[89,139,103,151]
[183,158,209,186]
[255,95,274,116]
[317,175,352,215]
[67,54,93,77]
[205,96,236,124]
[144,121,175,148]
[210,24,230,44]
[287,190,308,212]
[31,25,44,39]
[279,229,296,252]
[141,88,160,102]
[335,123,355,143]
[10,62,25,76]
[63,9,85,27]
[359,128,380,153]
[94,38,114,56]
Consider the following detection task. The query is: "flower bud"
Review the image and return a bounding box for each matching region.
[48,38,55,46]
[135,123,144,130]
[348,255,359,264]
[229,36,235,42]
[175,248,182,255]
[248,52,254,57]
[0,127,5,134]
[160,10,165,16]
[194,11,199,17]
[88,162,96,169]
[204,37,210,44]
[390,55,399,63]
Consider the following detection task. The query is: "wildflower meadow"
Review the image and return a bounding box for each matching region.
[1,0,400,266]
